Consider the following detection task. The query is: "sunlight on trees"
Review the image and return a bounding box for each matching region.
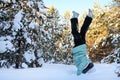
[86,1,120,62]
[64,10,70,20]
[47,5,55,15]
[94,2,100,8]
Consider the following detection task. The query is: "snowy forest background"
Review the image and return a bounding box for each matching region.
[0,0,119,74]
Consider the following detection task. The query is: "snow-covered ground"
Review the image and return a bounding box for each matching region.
[0,63,119,80]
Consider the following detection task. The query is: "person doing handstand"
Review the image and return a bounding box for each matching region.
[71,9,94,75]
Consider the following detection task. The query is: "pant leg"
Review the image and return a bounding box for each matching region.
[70,18,79,37]
[70,18,85,47]
[80,16,92,42]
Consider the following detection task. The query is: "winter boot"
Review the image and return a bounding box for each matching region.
[72,11,79,18]
[71,44,93,75]
[87,9,94,18]
[82,62,94,73]
[71,11,79,34]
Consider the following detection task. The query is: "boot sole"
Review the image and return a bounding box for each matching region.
[82,63,94,74]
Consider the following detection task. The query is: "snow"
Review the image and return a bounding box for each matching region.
[0,41,14,53]
[0,1,119,80]
[29,21,39,29]
[24,50,36,63]
[23,32,32,44]
[1,0,7,3]
[0,63,119,80]
[13,10,23,31]
[0,36,15,53]
[112,34,120,44]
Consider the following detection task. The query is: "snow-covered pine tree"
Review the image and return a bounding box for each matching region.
[87,0,120,63]
[40,6,73,64]
[99,0,120,64]
[0,0,74,68]
[0,0,47,68]
[100,0,120,76]
[40,5,63,63]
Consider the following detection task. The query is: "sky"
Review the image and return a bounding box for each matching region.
[44,0,113,16]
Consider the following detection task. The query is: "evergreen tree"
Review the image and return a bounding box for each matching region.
[0,0,46,68]
[85,1,120,63]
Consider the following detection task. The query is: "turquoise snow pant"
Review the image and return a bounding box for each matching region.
[71,44,91,75]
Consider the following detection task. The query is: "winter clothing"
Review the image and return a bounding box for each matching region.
[88,9,94,18]
[71,44,91,75]
[82,62,94,73]
[71,10,94,75]
[72,11,79,18]
[80,16,92,41]
[71,16,92,47]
